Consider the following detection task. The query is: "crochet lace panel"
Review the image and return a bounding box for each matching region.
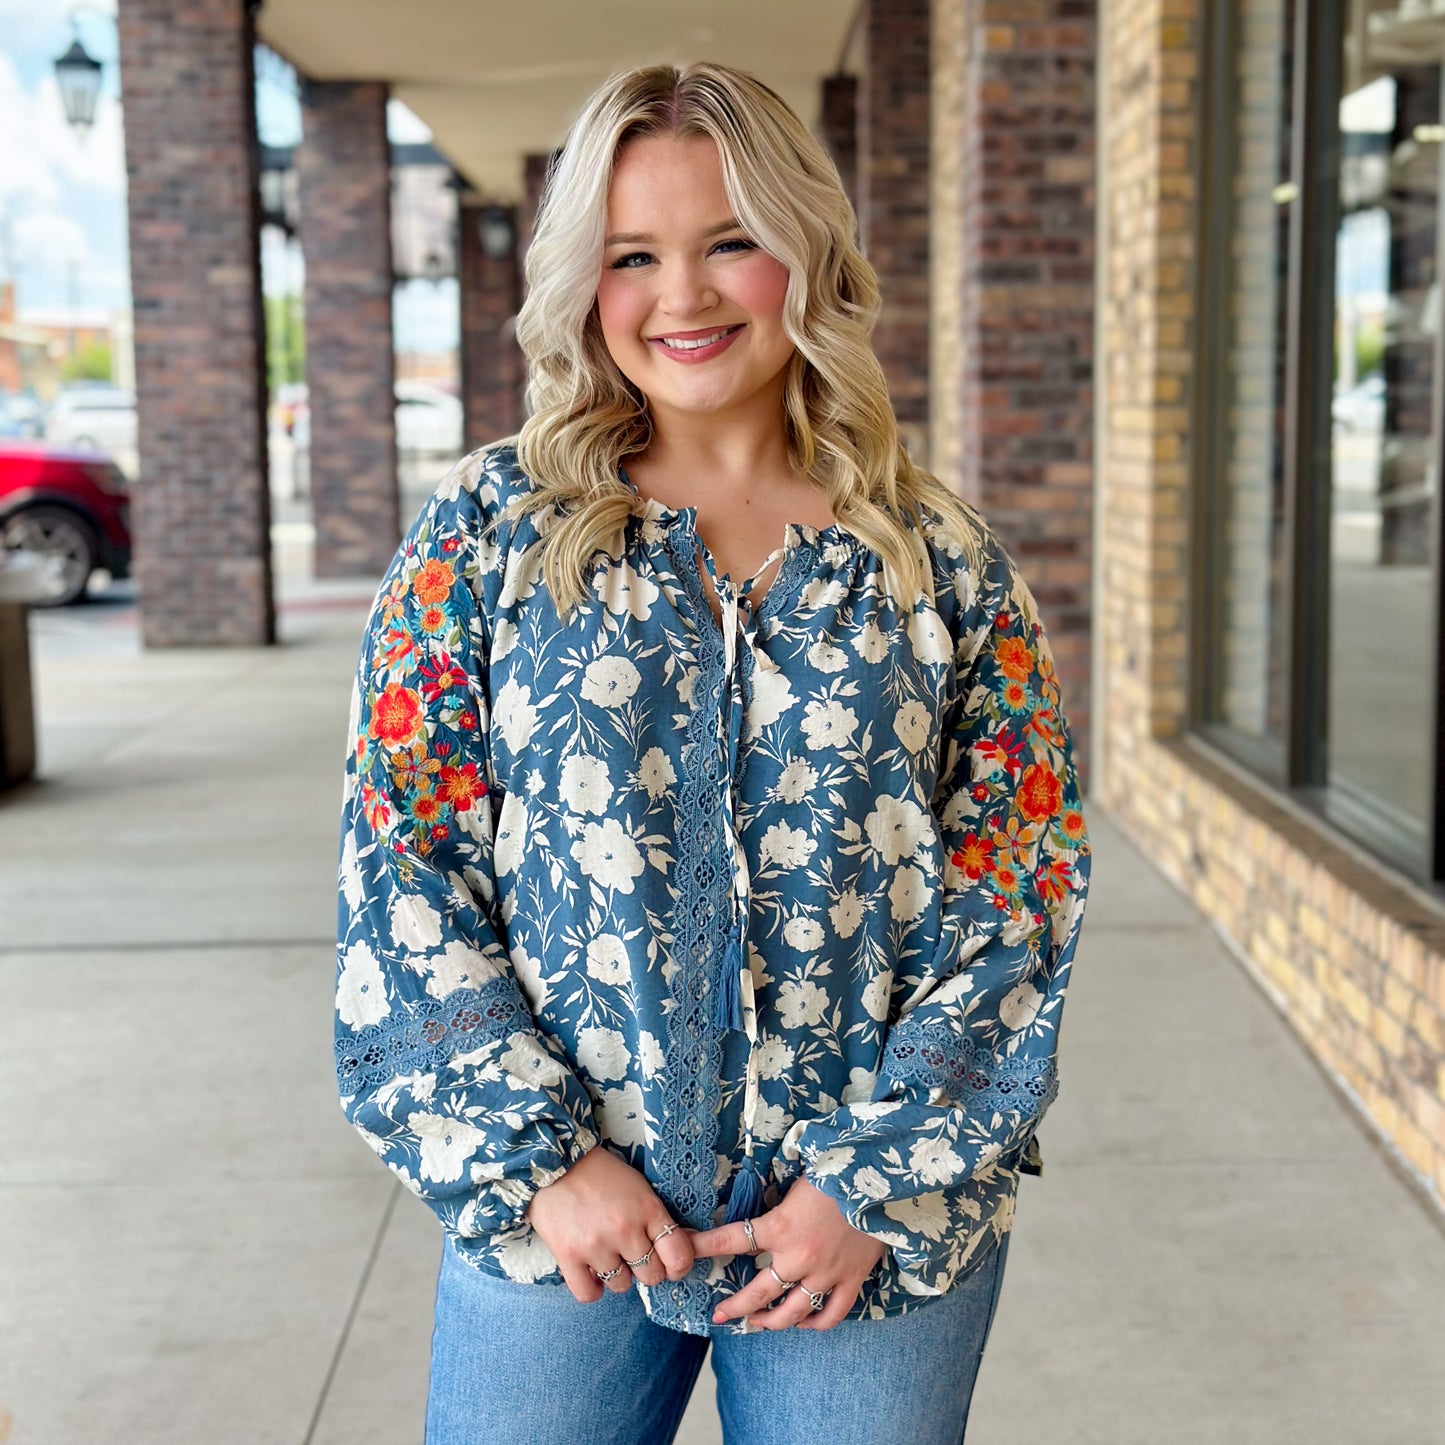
[880,1018,1059,1118]
[334,977,526,1093]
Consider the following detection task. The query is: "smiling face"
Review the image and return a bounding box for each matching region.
[595,134,795,431]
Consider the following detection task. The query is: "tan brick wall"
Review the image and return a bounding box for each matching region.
[1095,0,1445,1210]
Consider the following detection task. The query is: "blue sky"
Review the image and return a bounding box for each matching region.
[0,0,455,353]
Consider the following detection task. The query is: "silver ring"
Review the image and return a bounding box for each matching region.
[595,1264,625,1282]
[741,1218,760,1255]
[802,1286,827,1311]
[768,1264,799,1291]
[650,1223,680,1243]
[625,1248,654,1270]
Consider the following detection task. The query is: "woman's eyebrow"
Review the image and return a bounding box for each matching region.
[604,218,744,246]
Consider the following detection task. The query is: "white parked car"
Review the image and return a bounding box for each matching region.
[395,381,463,456]
[46,385,138,456]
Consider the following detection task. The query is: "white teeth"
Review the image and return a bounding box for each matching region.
[658,327,735,350]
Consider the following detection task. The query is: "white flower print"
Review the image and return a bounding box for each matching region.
[807,1145,856,1178]
[747,662,797,734]
[509,938,548,1012]
[496,1230,560,1284]
[559,752,613,816]
[493,791,527,878]
[774,757,818,805]
[677,665,699,706]
[842,1067,878,1104]
[636,746,677,800]
[777,978,829,1029]
[999,981,1044,1031]
[782,916,825,952]
[597,1080,648,1147]
[882,1192,952,1242]
[852,1165,893,1201]
[908,1136,966,1186]
[340,832,365,909]
[337,940,389,1029]
[637,1030,665,1078]
[580,655,641,709]
[500,1036,570,1088]
[424,939,496,998]
[492,676,539,753]
[755,1034,796,1080]
[490,617,520,661]
[408,1112,489,1184]
[584,933,631,984]
[571,817,646,893]
[860,970,892,1022]
[906,608,951,666]
[851,619,890,664]
[388,893,443,952]
[864,796,936,866]
[829,887,865,939]
[752,1101,792,1142]
[800,698,858,752]
[807,640,849,674]
[887,864,929,922]
[593,559,660,620]
[892,700,933,753]
[576,1025,630,1082]
[799,576,848,611]
[759,822,816,869]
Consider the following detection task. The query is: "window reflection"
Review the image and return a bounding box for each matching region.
[1330,7,1439,860]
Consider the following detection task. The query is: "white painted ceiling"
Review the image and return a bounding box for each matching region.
[258,1,860,201]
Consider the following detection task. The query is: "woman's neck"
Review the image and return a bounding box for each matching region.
[630,396,797,498]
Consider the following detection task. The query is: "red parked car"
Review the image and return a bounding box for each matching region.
[0,444,132,606]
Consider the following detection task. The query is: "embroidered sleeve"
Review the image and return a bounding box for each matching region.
[334,467,599,1244]
[782,531,1091,1294]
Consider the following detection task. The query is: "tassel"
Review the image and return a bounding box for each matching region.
[723,1156,766,1224]
[713,931,745,1033]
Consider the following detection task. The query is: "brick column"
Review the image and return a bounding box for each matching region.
[297,80,399,578]
[930,0,1097,783]
[820,74,858,209]
[115,0,274,647]
[859,0,930,461]
[459,202,522,449]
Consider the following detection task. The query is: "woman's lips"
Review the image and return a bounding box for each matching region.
[647,324,745,364]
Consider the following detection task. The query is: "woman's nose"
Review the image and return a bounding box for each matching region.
[658,261,719,318]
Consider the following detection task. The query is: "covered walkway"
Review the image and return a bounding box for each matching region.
[0,559,1441,1443]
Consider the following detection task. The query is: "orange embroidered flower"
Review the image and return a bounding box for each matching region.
[994,635,1035,682]
[1036,856,1075,906]
[408,790,446,827]
[951,831,996,880]
[370,683,424,748]
[377,625,418,672]
[1017,761,1063,822]
[361,782,392,835]
[993,865,1021,897]
[418,604,448,635]
[1054,807,1087,845]
[438,762,485,811]
[412,558,456,605]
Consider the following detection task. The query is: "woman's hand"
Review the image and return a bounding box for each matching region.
[525,1145,695,1303]
[690,1176,887,1331]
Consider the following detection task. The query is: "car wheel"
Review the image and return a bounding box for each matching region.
[2,504,99,606]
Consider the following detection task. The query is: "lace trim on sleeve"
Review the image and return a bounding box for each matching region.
[335,977,527,1093]
[880,1020,1059,1117]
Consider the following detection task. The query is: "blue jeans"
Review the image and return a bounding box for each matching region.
[425,1232,1011,1445]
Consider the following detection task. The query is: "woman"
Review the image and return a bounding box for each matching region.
[334,61,1091,1444]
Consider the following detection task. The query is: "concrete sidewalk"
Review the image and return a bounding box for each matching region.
[1,567,1442,1445]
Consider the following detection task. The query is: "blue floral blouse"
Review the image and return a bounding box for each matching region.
[334,441,1091,1338]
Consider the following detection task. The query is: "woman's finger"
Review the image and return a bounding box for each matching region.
[689,1217,764,1261]
[793,1275,862,1331]
[710,1261,791,1325]
[557,1255,605,1305]
[621,1229,668,1288]
[741,1280,823,1332]
[591,1256,634,1294]
[646,1217,695,1281]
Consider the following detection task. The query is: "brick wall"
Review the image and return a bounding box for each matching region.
[458,202,522,450]
[860,0,931,461]
[116,0,274,646]
[929,0,1097,787]
[1096,0,1445,1211]
[298,79,399,578]
[820,74,859,209]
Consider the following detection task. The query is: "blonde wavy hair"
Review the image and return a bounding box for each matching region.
[494,60,986,617]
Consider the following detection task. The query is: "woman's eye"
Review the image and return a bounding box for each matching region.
[713,238,756,255]
[608,251,654,270]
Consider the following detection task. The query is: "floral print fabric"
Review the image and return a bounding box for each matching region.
[334,442,1091,1337]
